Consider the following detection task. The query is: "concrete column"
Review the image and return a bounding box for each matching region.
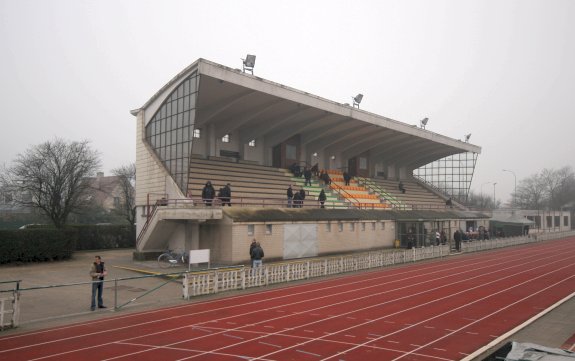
[186,221,200,250]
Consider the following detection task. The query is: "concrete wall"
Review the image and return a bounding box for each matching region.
[219,219,396,265]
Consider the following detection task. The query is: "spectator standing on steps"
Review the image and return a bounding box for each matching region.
[299,188,306,208]
[343,171,351,186]
[287,185,294,208]
[304,167,312,186]
[201,181,215,206]
[318,189,326,208]
[222,183,232,206]
[89,255,107,311]
[399,181,406,194]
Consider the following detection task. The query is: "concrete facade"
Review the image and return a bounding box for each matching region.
[131,58,484,263]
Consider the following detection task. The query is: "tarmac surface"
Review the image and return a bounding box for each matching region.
[0,248,574,359]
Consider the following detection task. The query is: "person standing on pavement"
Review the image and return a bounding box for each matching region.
[251,241,264,267]
[90,255,107,311]
[249,238,257,267]
[454,229,462,252]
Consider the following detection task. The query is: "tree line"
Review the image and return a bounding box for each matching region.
[1,138,135,229]
[467,166,575,210]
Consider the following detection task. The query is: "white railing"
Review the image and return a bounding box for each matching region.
[183,245,450,299]
[0,282,20,330]
[182,230,575,299]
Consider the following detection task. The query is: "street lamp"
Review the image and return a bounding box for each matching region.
[502,169,517,207]
[493,182,497,208]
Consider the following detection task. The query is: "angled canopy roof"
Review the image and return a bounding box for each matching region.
[136,58,481,170]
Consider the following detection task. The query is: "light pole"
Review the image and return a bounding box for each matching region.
[481,182,491,208]
[502,169,517,207]
[493,182,497,208]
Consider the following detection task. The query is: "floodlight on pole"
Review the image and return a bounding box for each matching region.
[241,54,256,74]
[464,133,471,142]
[352,94,363,108]
[420,117,429,129]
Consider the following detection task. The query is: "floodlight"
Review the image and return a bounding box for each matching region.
[241,54,256,74]
[464,133,471,142]
[420,117,429,129]
[352,94,363,108]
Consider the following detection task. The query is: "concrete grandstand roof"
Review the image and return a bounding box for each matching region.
[134,58,481,169]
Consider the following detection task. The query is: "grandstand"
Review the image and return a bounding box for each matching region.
[131,58,486,264]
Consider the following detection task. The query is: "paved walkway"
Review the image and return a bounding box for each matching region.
[0,249,190,333]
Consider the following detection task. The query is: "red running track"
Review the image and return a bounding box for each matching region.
[1,237,574,361]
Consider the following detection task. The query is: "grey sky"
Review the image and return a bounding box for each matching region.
[1,0,574,204]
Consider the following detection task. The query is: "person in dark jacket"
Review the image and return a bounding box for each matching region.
[454,229,462,251]
[399,181,406,194]
[201,181,215,206]
[310,163,319,177]
[304,167,312,186]
[250,241,264,267]
[343,171,351,186]
[249,239,257,267]
[89,256,107,311]
[221,183,231,206]
[293,191,302,208]
[299,188,306,208]
[318,189,327,208]
[287,185,294,208]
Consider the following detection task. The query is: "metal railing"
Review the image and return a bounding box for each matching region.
[182,230,575,299]
[183,245,451,298]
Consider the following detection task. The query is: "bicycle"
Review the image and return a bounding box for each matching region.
[157,250,188,269]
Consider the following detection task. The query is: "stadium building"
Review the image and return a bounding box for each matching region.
[131,57,486,264]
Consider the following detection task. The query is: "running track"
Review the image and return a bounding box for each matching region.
[1,237,574,361]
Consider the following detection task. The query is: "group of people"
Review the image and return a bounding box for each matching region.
[200,181,232,206]
[287,185,307,208]
[286,185,327,208]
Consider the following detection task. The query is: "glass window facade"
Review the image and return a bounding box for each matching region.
[145,72,198,194]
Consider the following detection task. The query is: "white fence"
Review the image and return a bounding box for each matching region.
[183,230,575,299]
[0,285,20,330]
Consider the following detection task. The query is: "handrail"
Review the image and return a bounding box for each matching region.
[356,176,404,209]
[328,182,363,209]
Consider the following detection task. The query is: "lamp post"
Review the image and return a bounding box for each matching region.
[502,169,517,207]
[493,182,497,209]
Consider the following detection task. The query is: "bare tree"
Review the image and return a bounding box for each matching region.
[516,174,547,209]
[1,138,101,228]
[515,167,575,210]
[111,163,136,225]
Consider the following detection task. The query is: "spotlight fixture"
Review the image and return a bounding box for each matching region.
[464,133,471,142]
[420,117,429,129]
[241,54,256,74]
[352,94,363,108]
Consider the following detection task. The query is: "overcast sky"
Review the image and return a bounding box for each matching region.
[1,0,574,204]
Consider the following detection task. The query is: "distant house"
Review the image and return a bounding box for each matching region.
[85,172,125,212]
